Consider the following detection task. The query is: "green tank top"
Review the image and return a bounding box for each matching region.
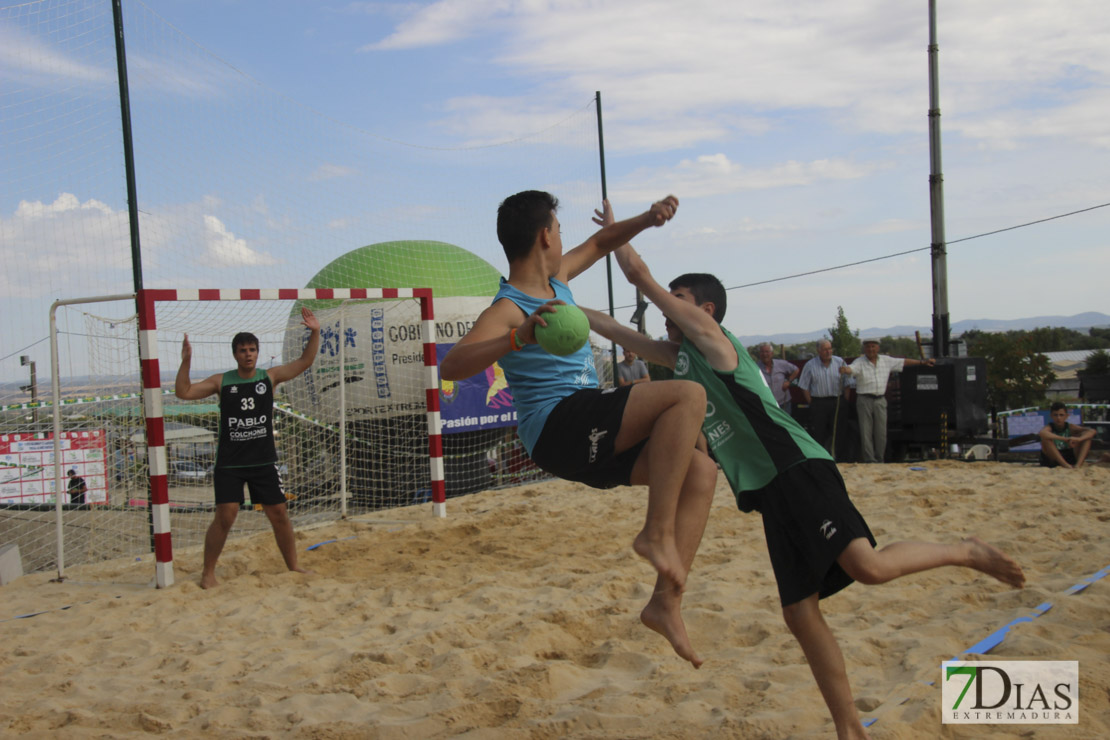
[1051,422,1070,450]
[675,328,832,511]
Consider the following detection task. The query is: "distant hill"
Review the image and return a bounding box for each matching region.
[737,312,1110,347]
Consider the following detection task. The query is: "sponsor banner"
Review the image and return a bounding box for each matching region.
[942,661,1078,725]
[285,297,492,424]
[0,431,109,505]
[436,344,518,434]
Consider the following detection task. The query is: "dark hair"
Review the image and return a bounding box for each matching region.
[497,190,559,263]
[668,273,727,322]
[231,332,259,351]
[1050,401,1067,412]
[68,469,77,476]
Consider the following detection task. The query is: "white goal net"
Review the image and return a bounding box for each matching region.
[2,289,445,587]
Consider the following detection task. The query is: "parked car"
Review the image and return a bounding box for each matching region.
[168,460,213,485]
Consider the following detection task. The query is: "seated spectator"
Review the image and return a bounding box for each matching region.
[1038,402,1095,469]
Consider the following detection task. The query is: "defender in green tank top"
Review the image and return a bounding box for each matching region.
[583,230,1026,740]
[175,307,321,590]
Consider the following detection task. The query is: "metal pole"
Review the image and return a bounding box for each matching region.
[50,306,66,580]
[112,0,159,553]
[339,305,348,518]
[595,91,620,384]
[113,0,143,293]
[927,0,950,358]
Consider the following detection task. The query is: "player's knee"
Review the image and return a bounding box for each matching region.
[781,599,817,635]
[691,452,718,488]
[264,504,290,525]
[675,380,706,407]
[841,555,885,585]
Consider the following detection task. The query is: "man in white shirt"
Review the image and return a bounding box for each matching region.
[840,339,933,463]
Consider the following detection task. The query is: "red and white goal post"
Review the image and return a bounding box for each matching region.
[48,288,445,589]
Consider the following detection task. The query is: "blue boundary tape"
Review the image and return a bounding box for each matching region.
[860,562,1110,728]
[305,535,356,551]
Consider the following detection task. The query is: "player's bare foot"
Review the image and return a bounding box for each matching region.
[633,530,686,592]
[641,590,702,668]
[199,573,219,589]
[965,537,1025,588]
[291,566,314,575]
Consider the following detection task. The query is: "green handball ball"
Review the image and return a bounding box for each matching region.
[534,304,590,356]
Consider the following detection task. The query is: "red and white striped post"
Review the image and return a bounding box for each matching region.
[136,290,173,587]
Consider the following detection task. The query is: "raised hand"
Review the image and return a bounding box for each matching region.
[301,306,320,332]
[592,198,615,228]
[649,195,679,226]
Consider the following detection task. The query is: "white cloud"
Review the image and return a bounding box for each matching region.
[0,194,133,299]
[202,215,277,267]
[369,0,1110,155]
[360,0,511,51]
[0,24,114,87]
[613,153,882,201]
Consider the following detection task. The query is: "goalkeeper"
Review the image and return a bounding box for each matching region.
[175,307,321,589]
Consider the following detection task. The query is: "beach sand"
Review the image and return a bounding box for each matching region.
[2,460,1108,738]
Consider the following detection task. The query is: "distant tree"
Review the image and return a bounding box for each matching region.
[878,335,923,358]
[828,306,860,358]
[1081,348,1110,376]
[783,340,820,360]
[966,333,1055,410]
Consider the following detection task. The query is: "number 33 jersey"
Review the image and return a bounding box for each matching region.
[216,369,277,468]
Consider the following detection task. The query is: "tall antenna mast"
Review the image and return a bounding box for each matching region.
[928,0,950,357]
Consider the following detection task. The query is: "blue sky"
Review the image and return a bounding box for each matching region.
[142,0,1110,339]
[3,0,1109,380]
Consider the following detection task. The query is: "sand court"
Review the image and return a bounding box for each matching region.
[1,460,1108,738]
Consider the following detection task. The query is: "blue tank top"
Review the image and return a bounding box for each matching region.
[493,277,598,453]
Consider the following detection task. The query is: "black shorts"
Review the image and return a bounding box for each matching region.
[752,458,875,606]
[213,464,286,506]
[529,386,648,489]
[1039,448,1077,468]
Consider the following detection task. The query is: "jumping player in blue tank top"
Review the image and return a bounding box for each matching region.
[583,232,1027,739]
[175,307,321,589]
[441,192,718,667]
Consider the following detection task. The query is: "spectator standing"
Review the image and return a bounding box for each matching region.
[757,342,800,414]
[798,339,851,454]
[66,469,87,505]
[840,339,933,463]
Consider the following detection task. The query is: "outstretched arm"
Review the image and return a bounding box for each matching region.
[558,196,678,282]
[174,334,221,400]
[270,307,321,386]
[613,243,738,372]
[581,307,679,369]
